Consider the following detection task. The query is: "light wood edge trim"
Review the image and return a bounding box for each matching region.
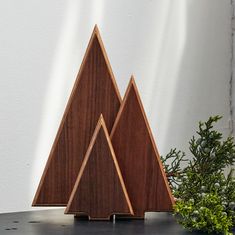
[130,77,175,206]
[100,115,134,215]
[110,77,134,139]
[110,76,175,206]
[94,25,122,103]
[32,25,121,206]
[65,116,103,214]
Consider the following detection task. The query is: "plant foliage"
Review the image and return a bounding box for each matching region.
[161,116,235,235]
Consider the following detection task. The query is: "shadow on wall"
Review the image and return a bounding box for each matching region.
[0,0,230,213]
[152,0,231,156]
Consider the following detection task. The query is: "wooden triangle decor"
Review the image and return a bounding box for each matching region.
[110,76,175,218]
[32,25,175,220]
[65,115,133,220]
[32,26,121,206]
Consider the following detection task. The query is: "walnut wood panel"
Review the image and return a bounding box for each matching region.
[32,26,121,206]
[65,115,133,220]
[110,77,175,218]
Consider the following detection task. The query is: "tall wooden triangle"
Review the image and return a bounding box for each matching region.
[33,26,121,206]
[65,115,133,220]
[110,76,175,218]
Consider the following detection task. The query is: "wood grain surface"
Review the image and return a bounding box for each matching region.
[65,115,133,220]
[110,77,175,218]
[32,26,121,206]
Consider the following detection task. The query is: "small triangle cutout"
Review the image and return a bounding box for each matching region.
[110,77,175,217]
[65,115,133,220]
[32,26,121,206]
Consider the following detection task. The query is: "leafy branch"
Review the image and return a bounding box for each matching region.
[161,116,235,234]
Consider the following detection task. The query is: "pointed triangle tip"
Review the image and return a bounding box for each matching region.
[129,76,137,87]
[98,114,105,126]
[99,113,104,119]
[130,75,135,81]
[125,76,138,95]
[93,24,100,36]
[97,114,109,133]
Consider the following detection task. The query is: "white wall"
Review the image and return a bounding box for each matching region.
[0,0,232,213]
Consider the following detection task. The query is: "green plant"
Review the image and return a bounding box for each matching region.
[161,116,235,234]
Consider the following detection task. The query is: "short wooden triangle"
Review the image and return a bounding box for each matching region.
[110,76,175,218]
[33,26,121,206]
[65,115,133,220]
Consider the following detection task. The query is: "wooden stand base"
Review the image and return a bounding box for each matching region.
[115,214,145,220]
[74,213,89,220]
[74,213,144,221]
[74,214,115,221]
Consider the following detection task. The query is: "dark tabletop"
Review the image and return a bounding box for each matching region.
[0,209,230,235]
